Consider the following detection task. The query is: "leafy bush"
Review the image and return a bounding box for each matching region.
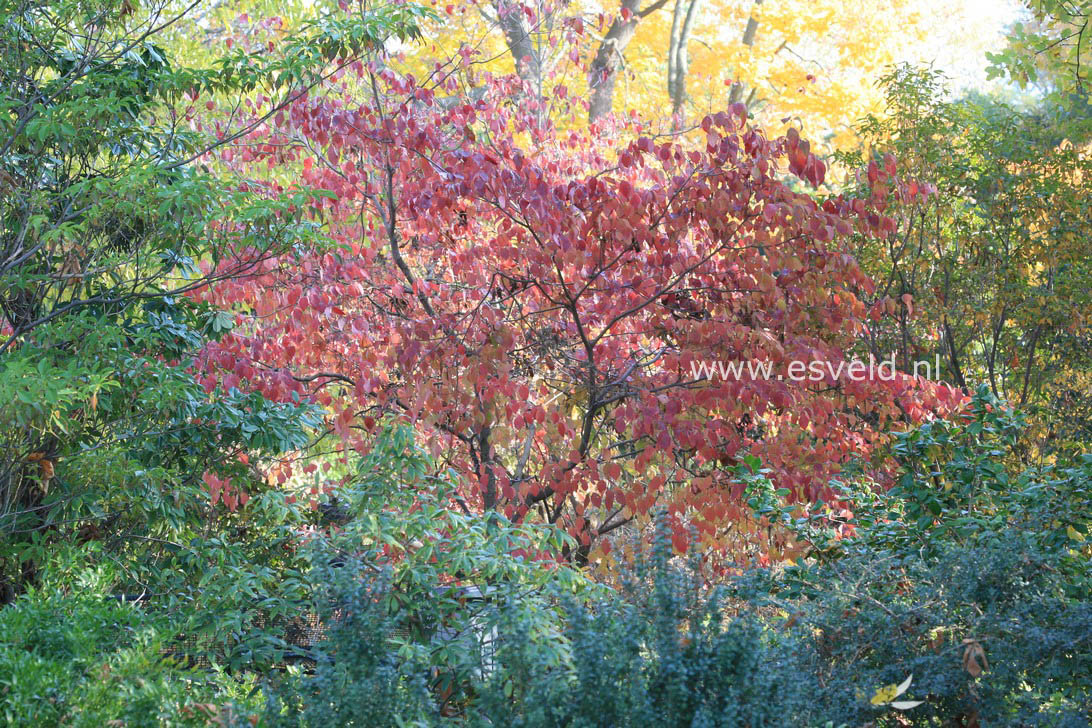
[5,405,1088,727]
[261,518,817,728]
[261,563,437,727]
[0,548,256,727]
[470,525,815,728]
[746,388,1092,726]
[262,424,593,726]
[726,528,1090,726]
[261,402,1092,727]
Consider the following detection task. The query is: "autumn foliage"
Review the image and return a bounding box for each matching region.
[190,42,961,558]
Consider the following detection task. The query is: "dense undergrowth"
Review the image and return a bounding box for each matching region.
[3,394,1090,727]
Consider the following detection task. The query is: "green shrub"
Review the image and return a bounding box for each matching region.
[7,406,1087,727]
[260,521,817,728]
[470,525,815,728]
[746,533,1092,726]
[260,562,437,727]
[0,548,257,727]
[745,388,1092,726]
[261,424,592,726]
[260,400,1092,727]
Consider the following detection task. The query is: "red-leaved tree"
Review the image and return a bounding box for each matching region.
[190,36,961,561]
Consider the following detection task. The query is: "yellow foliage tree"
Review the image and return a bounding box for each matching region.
[600,0,1004,148]
[167,0,1003,154]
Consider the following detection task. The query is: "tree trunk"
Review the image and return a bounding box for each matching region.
[667,0,702,123]
[727,0,762,104]
[588,0,671,123]
[492,0,542,89]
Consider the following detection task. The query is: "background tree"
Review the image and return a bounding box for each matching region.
[181,0,1008,149]
[587,0,670,123]
[665,0,700,121]
[725,0,760,106]
[989,0,1091,97]
[839,66,1092,459]
[0,0,428,603]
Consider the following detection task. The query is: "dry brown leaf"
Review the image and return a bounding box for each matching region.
[962,638,988,677]
[37,459,54,494]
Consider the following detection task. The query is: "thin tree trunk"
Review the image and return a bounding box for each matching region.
[942,315,969,391]
[728,0,762,104]
[667,0,702,123]
[588,0,671,123]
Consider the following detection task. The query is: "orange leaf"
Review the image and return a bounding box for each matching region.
[962,638,988,677]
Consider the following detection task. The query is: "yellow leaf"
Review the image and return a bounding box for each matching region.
[1067,525,1085,542]
[870,683,898,705]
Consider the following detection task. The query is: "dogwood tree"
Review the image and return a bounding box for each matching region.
[190,27,960,560]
